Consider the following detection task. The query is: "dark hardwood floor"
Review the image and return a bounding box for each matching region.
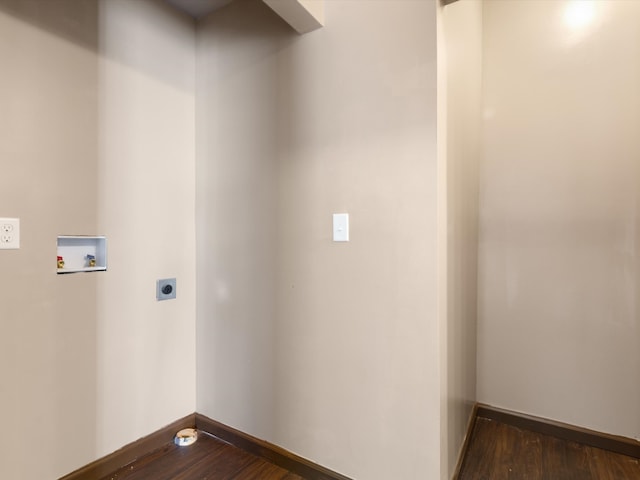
[95,416,640,480]
[99,432,304,480]
[459,417,640,480]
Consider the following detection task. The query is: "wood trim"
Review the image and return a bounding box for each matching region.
[477,404,640,459]
[195,413,353,480]
[58,413,196,480]
[452,403,479,480]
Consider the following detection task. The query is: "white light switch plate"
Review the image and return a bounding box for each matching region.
[0,218,20,249]
[333,213,349,242]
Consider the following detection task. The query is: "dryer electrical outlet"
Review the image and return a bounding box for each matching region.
[157,278,177,301]
[0,218,20,249]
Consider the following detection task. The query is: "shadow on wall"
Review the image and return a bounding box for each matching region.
[0,0,196,91]
[0,0,99,51]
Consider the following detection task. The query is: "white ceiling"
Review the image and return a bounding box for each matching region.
[165,0,234,19]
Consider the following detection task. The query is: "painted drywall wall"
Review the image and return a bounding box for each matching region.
[0,2,99,477]
[96,0,197,460]
[195,0,286,444]
[196,0,441,478]
[478,0,640,440]
[440,0,481,475]
[0,1,196,477]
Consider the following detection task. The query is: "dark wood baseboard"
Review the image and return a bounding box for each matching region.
[477,404,640,459]
[59,412,351,480]
[452,403,479,480]
[59,413,196,480]
[195,413,353,480]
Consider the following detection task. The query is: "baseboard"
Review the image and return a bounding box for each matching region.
[451,403,479,480]
[58,413,196,480]
[195,413,353,480]
[477,404,640,459]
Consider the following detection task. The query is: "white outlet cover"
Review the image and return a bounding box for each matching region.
[0,218,20,249]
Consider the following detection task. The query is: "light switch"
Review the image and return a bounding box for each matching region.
[333,213,349,242]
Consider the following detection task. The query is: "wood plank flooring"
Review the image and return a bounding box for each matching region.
[459,417,640,480]
[99,432,304,480]
[96,416,640,479]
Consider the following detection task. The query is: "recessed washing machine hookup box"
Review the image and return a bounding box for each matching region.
[57,236,107,274]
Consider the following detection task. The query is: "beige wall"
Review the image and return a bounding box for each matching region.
[0,1,509,477]
[0,1,196,477]
[7,0,640,476]
[195,0,287,440]
[196,1,441,478]
[478,0,640,440]
[440,0,482,476]
[0,2,99,477]
[96,0,197,457]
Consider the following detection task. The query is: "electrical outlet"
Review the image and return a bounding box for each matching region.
[0,218,20,249]
[156,278,177,301]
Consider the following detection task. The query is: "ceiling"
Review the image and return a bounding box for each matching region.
[165,0,234,19]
